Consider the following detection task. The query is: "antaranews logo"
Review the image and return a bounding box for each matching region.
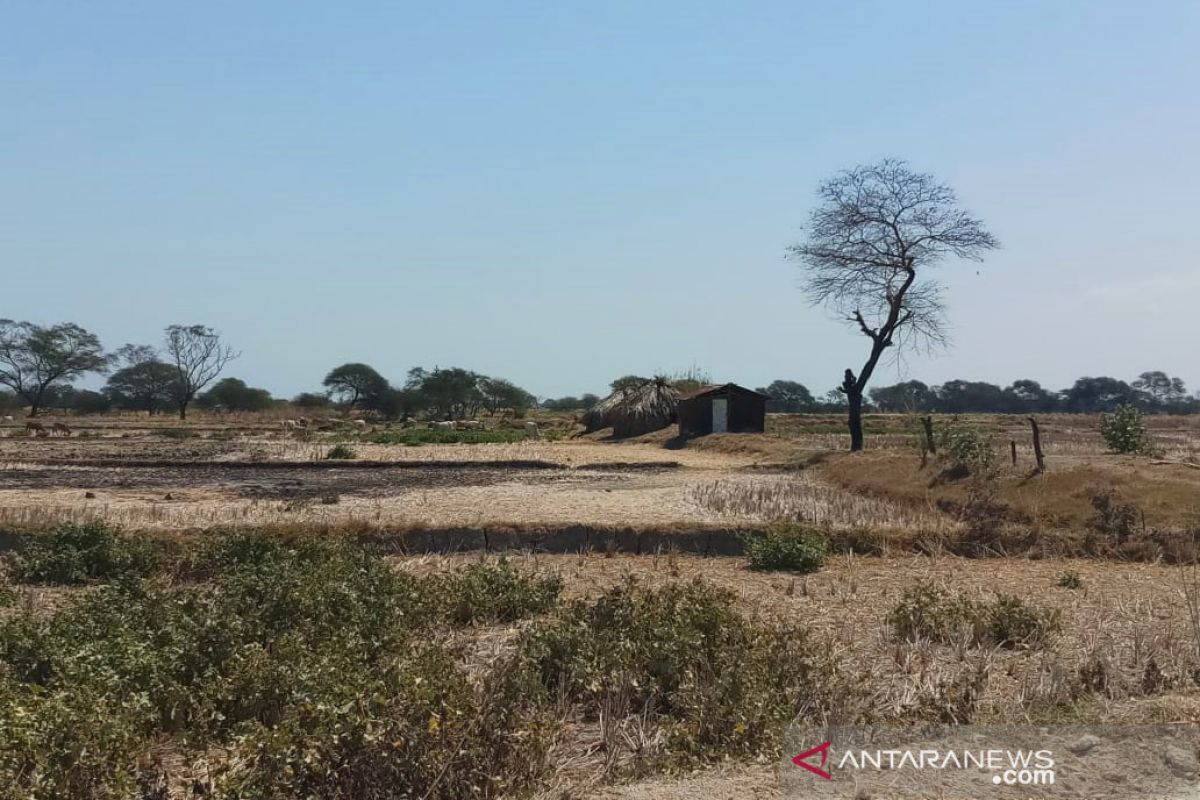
[791,741,1055,787]
[791,741,832,780]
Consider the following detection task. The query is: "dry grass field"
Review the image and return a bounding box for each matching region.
[2,410,1199,798]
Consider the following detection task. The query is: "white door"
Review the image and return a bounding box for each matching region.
[712,398,728,433]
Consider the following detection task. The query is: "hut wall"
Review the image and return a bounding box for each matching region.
[678,386,766,437]
[678,395,714,437]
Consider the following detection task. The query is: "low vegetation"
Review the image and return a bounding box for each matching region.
[741,525,828,572]
[8,522,158,585]
[0,527,841,797]
[886,582,1060,648]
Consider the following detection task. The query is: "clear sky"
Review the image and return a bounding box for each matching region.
[3,1,1197,400]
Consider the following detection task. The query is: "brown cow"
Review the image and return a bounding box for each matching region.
[52,422,72,436]
[25,421,46,436]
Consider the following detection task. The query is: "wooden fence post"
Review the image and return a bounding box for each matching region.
[1028,416,1045,472]
[1010,439,1017,467]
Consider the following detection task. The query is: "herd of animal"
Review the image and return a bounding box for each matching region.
[21,420,72,437]
[280,417,539,435]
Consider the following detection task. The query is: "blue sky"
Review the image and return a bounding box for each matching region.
[3,1,1197,399]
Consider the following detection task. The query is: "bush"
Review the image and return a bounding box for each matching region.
[937,427,994,476]
[325,443,356,460]
[742,526,828,572]
[886,582,1059,648]
[1100,404,1150,454]
[432,559,562,626]
[8,523,158,585]
[523,578,834,764]
[0,533,565,799]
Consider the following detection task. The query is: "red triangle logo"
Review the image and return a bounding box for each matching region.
[792,740,833,780]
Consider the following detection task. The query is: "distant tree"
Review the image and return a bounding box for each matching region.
[1062,377,1140,413]
[579,393,600,409]
[788,159,998,450]
[406,367,484,419]
[197,378,273,412]
[1004,379,1058,413]
[68,389,112,415]
[292,392,332,409]
[1132,371,1188,409]
[322,363,389,410]
[932,380,1008,414]
[757,380,816,413]
[104,345,176,415]
[0,320,109,417]
[164,325,239,419]
[478,376,536,416]
[868,380,935,413]
[542,396,580,411]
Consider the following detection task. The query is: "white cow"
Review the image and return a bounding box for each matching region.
[2,415,13,422]
[352,419,368,429]
[282,419,300,432]
[524,421,539,438]
[455,419,484,431]
[427,420,455,430]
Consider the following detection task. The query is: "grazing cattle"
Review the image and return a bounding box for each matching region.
[25,421,46,436]
[2,415,13,422]
[524,421,539,438]
[51,422,72,436]
[352,419,368,429]
[427,420,455,430]
[455,419,483,431]
[400,417,418,429]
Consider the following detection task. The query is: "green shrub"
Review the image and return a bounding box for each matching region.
[8,523,158,585]
[523,578,833,764]
[0,533,569,798]
[886,582,1059,648]
[325,443,356,460]
[1100,404,1150,454]
[742,526,828,572]
[432,558,562,626]
[937,427,994,475]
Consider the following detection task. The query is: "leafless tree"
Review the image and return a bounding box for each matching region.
[164,325,239,419]
[788,159,998,451]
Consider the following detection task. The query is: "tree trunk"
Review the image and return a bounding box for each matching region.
[178,402,188,420]
[847,390,864,452]
[920,416,936,454]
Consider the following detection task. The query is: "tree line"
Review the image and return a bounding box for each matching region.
[755,372,1199,415]
[3,318,1196,421]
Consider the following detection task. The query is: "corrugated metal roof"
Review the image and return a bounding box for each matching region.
[676,383,769,401]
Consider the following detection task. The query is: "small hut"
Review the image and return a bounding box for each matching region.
[579,378,679,438]
[677,383,767,437]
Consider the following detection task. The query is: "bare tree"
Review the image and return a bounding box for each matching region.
[0,320,108,417]
[788,159,997,451]
[164,325,239,419]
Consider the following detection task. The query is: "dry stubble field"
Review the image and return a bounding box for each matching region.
[2,411,1199,798]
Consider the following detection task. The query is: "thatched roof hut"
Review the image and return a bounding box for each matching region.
[580,378,679,438]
